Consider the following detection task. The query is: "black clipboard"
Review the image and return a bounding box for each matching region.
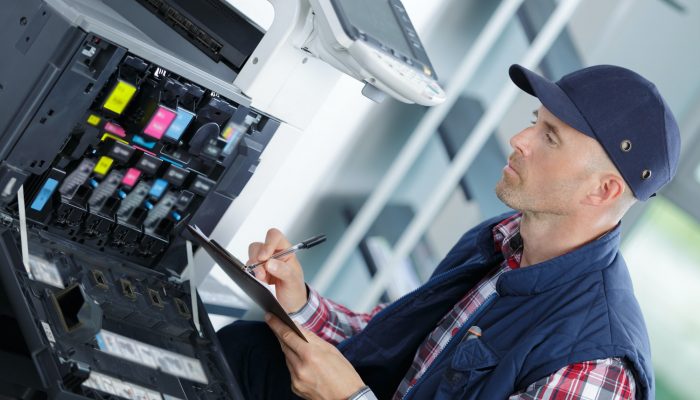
[186,224,307,342]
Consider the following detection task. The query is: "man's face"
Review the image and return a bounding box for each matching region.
[495,106,604,215]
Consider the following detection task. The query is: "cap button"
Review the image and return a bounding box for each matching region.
[641,169,652,180]
[620,140,632,152]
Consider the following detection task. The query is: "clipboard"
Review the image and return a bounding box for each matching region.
[186,224,307,342]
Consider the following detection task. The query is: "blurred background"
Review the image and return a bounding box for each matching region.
[201,0,700,398]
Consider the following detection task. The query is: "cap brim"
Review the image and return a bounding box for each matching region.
[509,64,595,140]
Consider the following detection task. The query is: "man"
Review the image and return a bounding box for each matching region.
[218,64,680,400]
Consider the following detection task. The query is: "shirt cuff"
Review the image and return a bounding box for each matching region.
[288,284,321,326]
[347,386,377,400]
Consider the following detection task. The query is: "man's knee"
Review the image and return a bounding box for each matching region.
[217,320,281,362]
[218,321,276,346]
[217,321,297,400]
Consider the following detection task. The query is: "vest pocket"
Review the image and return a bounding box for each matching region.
[435,337,500,399]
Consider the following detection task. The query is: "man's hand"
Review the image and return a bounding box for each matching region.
[265,313,366,400]
[248,228,308,313]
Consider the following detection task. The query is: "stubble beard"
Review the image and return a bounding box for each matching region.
[495,176,524,211]
[495,175,574,216]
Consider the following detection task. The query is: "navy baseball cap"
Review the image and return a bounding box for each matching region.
[509,64,681,200]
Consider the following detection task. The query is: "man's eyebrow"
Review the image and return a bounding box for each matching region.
[533,109,563,142]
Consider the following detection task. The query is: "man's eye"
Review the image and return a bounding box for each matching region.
[530,119,537,125]
[545,132,557,145]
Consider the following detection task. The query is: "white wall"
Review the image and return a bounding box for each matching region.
[568,0,700,128]
[204,0,454,305]
[221,0,454,256]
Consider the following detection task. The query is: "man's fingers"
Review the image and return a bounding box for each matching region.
[279,342,310,398]
[265,313,303,354]
[247,242,263,265]
[262,228,292,259]
[252,266,268,281]
[281,357,306,398]
[279,341,302,367]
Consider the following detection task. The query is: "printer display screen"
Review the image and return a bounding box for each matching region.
[335,0,413,57]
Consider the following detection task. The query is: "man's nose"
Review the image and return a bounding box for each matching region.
[509,128,531,157]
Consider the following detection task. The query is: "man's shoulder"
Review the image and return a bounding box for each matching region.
[600,255,650,341]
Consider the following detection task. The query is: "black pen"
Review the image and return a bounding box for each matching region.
[245,234,326,273]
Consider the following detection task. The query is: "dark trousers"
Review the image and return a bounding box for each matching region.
[217,321,302,400]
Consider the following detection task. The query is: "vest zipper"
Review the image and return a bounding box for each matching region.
[401,293,498,400]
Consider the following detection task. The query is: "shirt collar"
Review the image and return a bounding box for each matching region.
[492,212,524,269]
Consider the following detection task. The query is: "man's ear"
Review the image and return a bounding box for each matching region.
[585,174,625,206]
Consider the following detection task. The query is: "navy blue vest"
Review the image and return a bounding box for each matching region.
[338,213,654,400]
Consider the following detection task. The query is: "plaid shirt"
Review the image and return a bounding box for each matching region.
[291,214,636,399]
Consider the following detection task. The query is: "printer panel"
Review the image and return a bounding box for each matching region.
[0,3,278,397]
